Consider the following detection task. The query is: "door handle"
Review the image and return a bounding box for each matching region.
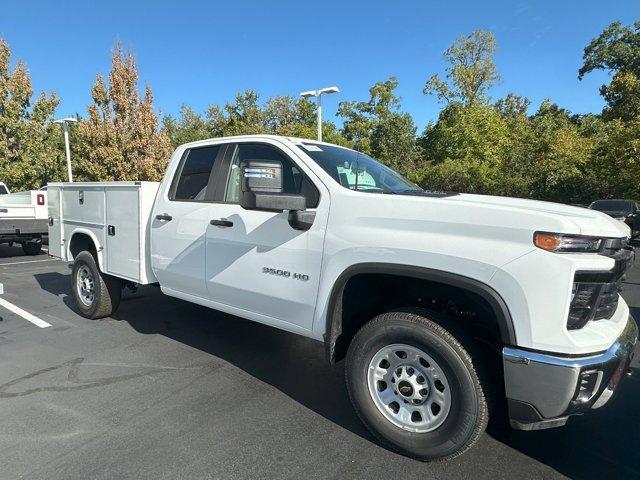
[156,213,172,221]
[210,218,233,227]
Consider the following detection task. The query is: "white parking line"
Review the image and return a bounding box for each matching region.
[0,298,52,328]
[0,258,57,266]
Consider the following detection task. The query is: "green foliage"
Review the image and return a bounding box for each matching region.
[524,101,593,203]
[424,30,499,106]
[1,21,640,206]
[164,92,349,149]
[579,20,640,121]
[419,103,509,193]
[587,118,640,199]
[74,42,173,182]
[338,77,423,176]
[0,38,64,190]
[163,105,213,146]
[418,23,640,204]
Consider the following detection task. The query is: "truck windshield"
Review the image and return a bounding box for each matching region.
[298,143,422,195]
[0,185,7,195]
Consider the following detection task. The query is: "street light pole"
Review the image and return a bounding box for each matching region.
[53,117,78,182]
[299,86,340,142]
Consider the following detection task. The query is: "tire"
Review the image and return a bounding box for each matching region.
[345,310,489,461]
[71,251,122,319]
[21,239,42,256]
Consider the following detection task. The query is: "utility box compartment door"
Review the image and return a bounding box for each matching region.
[47,187,63,259]
[105,187,140,281]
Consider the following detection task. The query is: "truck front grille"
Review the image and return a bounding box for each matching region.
[567,238,634,330]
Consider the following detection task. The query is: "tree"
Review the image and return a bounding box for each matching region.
[424,30,500,106]
[338,77,422,176]
[587,118,640,199]
[163,92,348,148]
[216,89,267,136]
[163,105,213,147]
[75,42,172,181]
[0,38,62,190]
[419,103,509,193]
[494,93,530,118]
[524,100,594,202]
[579,21,640,121]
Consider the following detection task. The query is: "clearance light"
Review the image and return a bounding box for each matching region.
[533,232,602,253]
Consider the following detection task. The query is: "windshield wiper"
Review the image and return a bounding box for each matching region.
[397,188,425,195]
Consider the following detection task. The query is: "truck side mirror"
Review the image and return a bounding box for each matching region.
[240,160,306,213]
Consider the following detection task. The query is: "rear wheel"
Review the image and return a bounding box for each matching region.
[346,310,488,461]
[71,251,121,319]
[21,239,42,256]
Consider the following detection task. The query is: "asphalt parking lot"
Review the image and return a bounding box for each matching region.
[0,245,639,480]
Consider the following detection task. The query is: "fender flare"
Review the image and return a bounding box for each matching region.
[67,228,104,271]
[324,263,516,363]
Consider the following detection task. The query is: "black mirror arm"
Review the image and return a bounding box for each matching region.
[288,210,316,231]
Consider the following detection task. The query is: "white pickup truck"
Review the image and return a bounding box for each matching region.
[48,135,637,461]
[0,188,48,255]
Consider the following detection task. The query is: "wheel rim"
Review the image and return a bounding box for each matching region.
[76,265,96,307]
[367,343,451,433]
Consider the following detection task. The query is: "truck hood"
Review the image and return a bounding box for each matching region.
[442,193,630,238]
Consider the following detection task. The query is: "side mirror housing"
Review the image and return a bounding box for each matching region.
[239,160,306,213]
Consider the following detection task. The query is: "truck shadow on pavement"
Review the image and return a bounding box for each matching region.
[34,271,373,442]
[0,244,47,258]
[34,271,640,479]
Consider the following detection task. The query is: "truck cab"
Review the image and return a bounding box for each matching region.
[48,135,638,461]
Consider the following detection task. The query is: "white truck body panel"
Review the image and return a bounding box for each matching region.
[150,137,331,334]
[46,135,638,441]
[47,182,159,284]
[47,135,631,355]
[0,190,48,220]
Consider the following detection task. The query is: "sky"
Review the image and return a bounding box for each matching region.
[1,1,638,131]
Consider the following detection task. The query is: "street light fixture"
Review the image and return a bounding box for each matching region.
[53,117,78,182]
[299,86,340,142]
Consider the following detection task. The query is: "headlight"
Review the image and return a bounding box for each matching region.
[533,232,602,253]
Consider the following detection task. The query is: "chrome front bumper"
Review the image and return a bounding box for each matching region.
[503,316,638,430]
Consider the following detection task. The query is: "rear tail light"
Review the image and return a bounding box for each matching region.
[36,194,45,205]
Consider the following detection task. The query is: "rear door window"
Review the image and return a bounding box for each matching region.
[170,145,222,201]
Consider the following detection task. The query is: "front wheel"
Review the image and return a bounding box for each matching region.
[346,311,489,461]
[71,251,122,319]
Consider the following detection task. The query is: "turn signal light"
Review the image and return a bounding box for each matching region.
[534,232,602,253]
[533,232,560,251]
